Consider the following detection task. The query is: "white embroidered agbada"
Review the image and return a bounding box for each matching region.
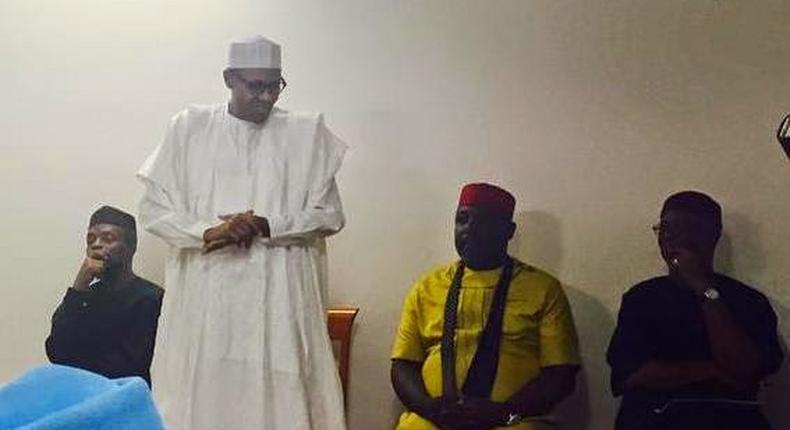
[137,104,347,430]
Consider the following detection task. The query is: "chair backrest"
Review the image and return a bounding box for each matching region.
[327,306,360,404]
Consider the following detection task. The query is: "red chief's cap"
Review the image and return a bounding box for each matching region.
[458,183,515,219]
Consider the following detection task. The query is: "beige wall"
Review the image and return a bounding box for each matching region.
[1,1,788,429]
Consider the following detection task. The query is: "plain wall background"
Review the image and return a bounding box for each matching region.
[1,1,788,429]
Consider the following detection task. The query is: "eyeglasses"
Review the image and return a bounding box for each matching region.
[652,222,693,237]
[233,75,287,96]
[651,221,713,238]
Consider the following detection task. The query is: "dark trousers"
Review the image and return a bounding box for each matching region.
[616,403,772,430]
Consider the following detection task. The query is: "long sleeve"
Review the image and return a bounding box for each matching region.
[94,296,162,386]
[45,289,108,366]
[139,107,348,247]
[45,289,135,378]
[138,180,214,249]
[137,108,216,249]
[266,178,345,242]
[265,116,347,243]
[45,284,162,386]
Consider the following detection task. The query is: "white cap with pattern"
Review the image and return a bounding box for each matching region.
[227,35,281,69]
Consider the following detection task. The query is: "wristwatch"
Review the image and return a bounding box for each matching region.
[504,412,523,426]
[701,287,720,301]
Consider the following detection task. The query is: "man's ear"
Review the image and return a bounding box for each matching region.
[507,221,516,240]
[119,230,137,260]
[710,229,722,250]
[223,69,233,89]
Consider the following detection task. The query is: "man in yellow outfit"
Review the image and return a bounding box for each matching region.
[391,183,580,430]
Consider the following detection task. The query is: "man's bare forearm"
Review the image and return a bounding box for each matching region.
[624,360,720,392]
[391,359,440,420]
[700,299,761,383]
[506,365,579,417]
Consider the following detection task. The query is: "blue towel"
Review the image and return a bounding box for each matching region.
[0,364,165,430]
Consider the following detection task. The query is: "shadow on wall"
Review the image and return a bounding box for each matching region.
[510,211,616,430]
[134,230,168,285]
[390,397,405,429]
[716,211,789,430]
[714,211,768,277]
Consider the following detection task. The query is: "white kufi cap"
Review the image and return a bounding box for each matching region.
[227,35,281,69]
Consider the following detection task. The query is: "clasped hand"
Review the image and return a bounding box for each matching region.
[203,210,269,254]
[425,396,509,430]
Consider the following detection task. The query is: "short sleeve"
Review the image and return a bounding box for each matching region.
[391,287,427,362]
[606,291,655,396]
[538,281,581,367]
[743,295,784,377]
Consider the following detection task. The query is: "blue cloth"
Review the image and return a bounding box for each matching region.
[0,364,165,430]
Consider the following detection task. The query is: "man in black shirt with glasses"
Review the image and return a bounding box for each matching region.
[607,191,783,430]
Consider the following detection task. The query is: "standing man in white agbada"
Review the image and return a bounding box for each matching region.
[137,36,348,430]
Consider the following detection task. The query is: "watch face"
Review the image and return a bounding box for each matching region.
[704,288,720,300]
